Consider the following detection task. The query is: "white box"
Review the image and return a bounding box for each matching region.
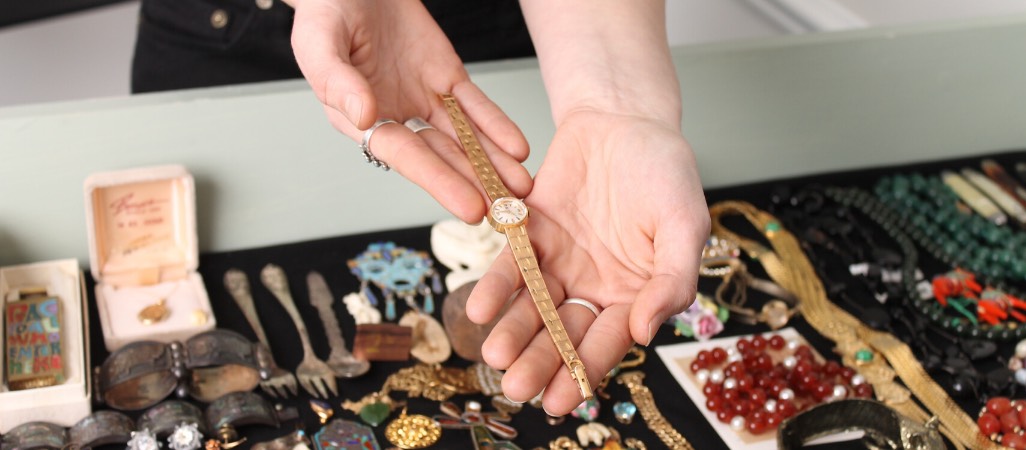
[84,164,215,351]
[0,259,91,433]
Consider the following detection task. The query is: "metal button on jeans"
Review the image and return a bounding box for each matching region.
[210,9,229,29]
[256,0,273,10]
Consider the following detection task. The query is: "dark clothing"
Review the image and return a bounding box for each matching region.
[131,0,535,94]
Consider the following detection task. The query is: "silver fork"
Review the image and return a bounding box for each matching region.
[223,269,299,399]
[306,271,371,378]
[260,264,339,398]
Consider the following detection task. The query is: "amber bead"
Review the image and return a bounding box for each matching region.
[724,361,745,379]
[1004,432,1026,449]
[853,383,873,398]
[751,335,768,351]
[703,381,721,397]
[1001,410,1021,435]
[812,381,833,402]
[746,415,768,435]
[822,360,841,377]
[721,388,740,403]
[697,350,712,365]
[736,338,752,353]
[710,347,727,364]
[768,335,786,350]
[776,399,797,418]
[988,397,1014,416]
[737,374,755,392]
[978,412,1001,436]
[748,388,768,407]
[706,395,723,412]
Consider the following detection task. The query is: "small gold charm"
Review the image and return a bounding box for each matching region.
[310,399,334,424]
[384,408,441,449]
[191,310,209,326]
[139,298,170,325]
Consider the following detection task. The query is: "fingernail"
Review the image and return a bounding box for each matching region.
[645,319,661,347]
[503,393,525,405]
[343,94,363,126]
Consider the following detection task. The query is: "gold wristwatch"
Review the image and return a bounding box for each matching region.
[440,93,593,401]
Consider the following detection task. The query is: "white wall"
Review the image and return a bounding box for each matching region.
[837,0,1026,26]
[0,1,139,107]
[3,0,1026,108]
[0,0,782,108]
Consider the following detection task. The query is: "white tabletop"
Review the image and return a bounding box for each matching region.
[2,14,1026,266]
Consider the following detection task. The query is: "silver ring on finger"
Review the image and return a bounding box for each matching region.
[563,298,601,318]
[403,117,435,134]
[360,119,398,171]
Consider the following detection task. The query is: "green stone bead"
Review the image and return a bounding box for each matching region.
[983,228,1004,244]
[942,241,959,256]
[855,349,873,363]
[359,402,391,426]
[954,230,972,245]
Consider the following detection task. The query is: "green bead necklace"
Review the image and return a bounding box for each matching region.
[869,173,1026,340]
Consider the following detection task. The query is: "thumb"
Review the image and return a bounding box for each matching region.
[628,218,705,346]
[291,0,376,130]
[629,273,694,347]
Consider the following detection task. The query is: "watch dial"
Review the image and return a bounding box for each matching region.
[491,198,527,225]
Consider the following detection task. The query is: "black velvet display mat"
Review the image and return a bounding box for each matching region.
[81,149,1026,449]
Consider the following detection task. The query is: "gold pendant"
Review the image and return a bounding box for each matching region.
[384,408,441,449]
[139,298,170,325]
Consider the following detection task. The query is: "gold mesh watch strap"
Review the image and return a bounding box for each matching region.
[505,225,591,397]
[440,93,592,400]
[440,94,511,202]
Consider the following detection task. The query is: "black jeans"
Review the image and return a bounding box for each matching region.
[131,0,535,94]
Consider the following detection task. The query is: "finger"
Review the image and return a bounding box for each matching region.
[466,245,522,325]
[292,1,376,129]
[541,304,633,415]
[434,89,532,199]
[479,270,567,370]
[628,210,709,346]
[452,82,530,162]
[499,299,596,404]
[478,274,553,370]
[345,116,491,222]
[411,120,531,221]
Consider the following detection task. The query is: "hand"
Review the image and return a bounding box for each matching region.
[290,0,532,221]
[467,109,710,415]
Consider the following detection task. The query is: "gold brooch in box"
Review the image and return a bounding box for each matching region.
[84,165,216,351]
[5,287,65,390]
[0,259,92,433]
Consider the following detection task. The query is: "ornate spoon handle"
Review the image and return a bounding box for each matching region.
[224,269,270,347]
[260,264,316,356]
[307,271,349,358]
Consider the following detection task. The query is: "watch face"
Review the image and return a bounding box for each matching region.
[490,197,528,225]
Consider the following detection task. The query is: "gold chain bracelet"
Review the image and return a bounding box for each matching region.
[709,200,1001,450]
[616,371,695,450]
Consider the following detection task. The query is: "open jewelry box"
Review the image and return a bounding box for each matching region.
[0,259,92,433]
[84,164,215,351]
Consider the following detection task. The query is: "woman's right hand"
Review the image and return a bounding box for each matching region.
[290,0,532,222]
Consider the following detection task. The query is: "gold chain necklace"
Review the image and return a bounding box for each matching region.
[708,200,1000,450]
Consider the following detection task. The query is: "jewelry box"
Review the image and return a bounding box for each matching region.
[0,259,92,432]
[84,164,215,351]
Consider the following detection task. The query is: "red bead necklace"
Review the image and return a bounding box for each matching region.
[978,396,1026,448]
[691,333,874,435]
